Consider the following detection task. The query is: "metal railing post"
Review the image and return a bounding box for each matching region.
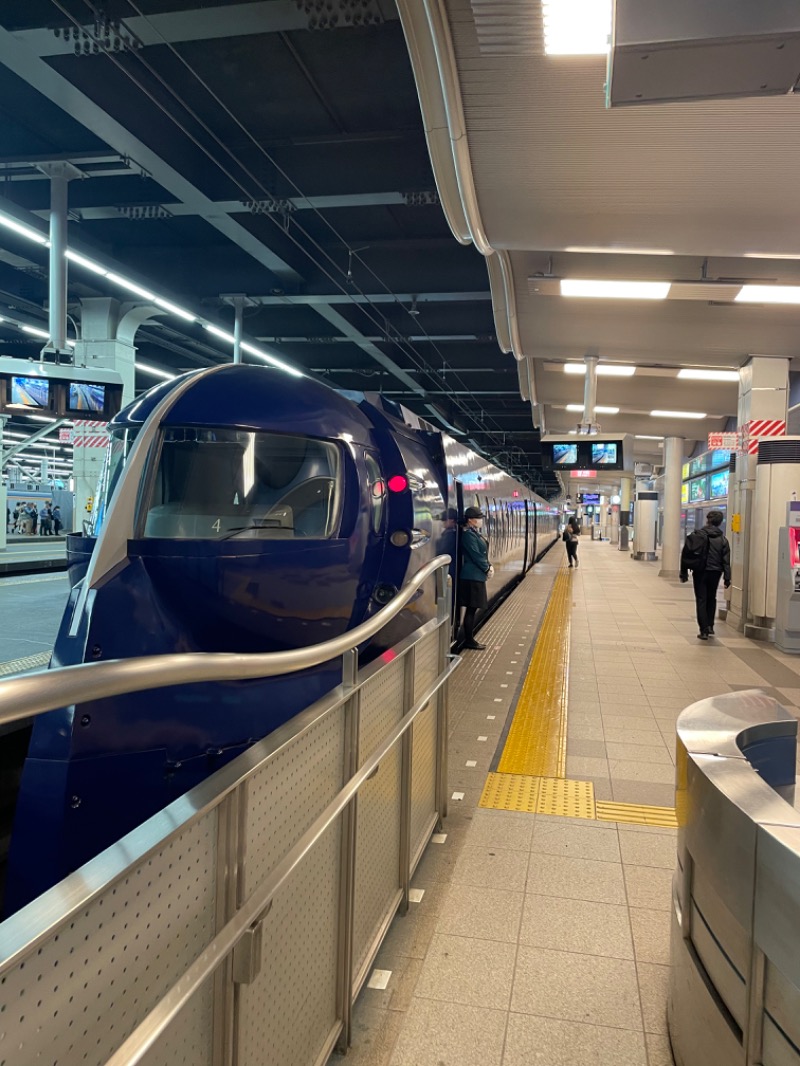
[335,649,360,1053]
[213,787,242,1066]
[435,572,451,828]
[398,646,416,916]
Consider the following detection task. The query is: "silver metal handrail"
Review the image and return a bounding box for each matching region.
[0,554,451,727]
[104,661,458,1066]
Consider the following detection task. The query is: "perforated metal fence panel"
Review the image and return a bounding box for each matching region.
[0,812,218,1066]
[237,823,342,1066]
[351,656,405,987]
[410,630,441,864]
[237,707,346,1066]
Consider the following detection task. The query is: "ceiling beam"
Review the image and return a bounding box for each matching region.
[30,191,440,219]
[12,2,397,57]
[248,291,491,306]
[0,25,304,287]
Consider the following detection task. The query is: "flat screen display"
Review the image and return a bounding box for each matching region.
[581,493,600,504]
[690,477,708,503]
[710,470,729,499]
[710,450,731,469]
[68,381,106,413]
[10,375,49,408]
[689,455,707,478]
[681,483,689,505]
[591,442,617,465]
[553,443,578,465]
[682,462,690,481]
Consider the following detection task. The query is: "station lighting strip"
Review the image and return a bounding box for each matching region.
[0,209,303,380]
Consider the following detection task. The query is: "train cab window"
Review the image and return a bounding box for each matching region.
[364,453,385,534]
[142,428,341,540]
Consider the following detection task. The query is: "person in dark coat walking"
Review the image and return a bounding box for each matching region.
[680,509,731,640]
[458,506,493,650]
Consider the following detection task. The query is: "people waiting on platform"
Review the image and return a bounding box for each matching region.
[458,505,493,650]
[563,516,580,568]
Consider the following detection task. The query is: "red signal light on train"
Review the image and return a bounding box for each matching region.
[387,474,408,493]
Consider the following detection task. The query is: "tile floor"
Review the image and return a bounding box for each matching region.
[339,537,800,1066]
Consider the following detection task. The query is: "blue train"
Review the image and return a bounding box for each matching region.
[5,365,558,912]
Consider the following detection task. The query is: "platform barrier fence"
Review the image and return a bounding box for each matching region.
[670,689,800,1066]
[0,557,456,1066]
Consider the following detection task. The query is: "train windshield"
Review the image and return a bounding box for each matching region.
[142,427,342,540]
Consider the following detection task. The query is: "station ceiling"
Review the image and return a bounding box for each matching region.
[402,0,800,473]
[0,0,559,494]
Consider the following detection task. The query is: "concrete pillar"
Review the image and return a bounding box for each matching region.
[233,295,244,364]
[0,416,7,551]
[619,474,633,551]
[659,436,684,577]
[582,355,599,431]
[70,298,163,532]
[728,356,790,632]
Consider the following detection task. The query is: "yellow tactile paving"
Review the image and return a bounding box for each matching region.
[0,650,51,677]
[495,565,571,778]
[479,772,541,813]
[480,774,678,825]
[478,560,680,827]
[596,801,679,829]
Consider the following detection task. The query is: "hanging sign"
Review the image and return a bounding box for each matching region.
[708,432,738,450]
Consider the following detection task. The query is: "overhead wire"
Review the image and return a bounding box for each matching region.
[47,0,544,483]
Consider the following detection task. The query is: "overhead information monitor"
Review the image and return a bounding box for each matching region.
[541,434,633,473]
[0,357,123,421]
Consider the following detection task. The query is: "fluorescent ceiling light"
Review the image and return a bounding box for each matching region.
[204,324,236,344]
[154,297,195,322]
[678,368,739,383]
[563,363,636,376]
[635,435,665,440]
[542,0,611,55]
[136,361,177,380]
[561,279,671,300]
[21,325,49,339]
[0,211,49,245]
[240,341,303,378]
[565,404,619,414]
[735,285,800,305]
[564,246,673,256]
[65,249,108,276]
[651,410,707,419]
[106,272,156,301]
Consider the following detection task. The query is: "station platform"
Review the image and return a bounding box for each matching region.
[344,536,800,1066]
[0,571,69,680]
[0,534,67,575]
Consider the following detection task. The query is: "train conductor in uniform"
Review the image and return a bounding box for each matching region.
[458,506,493,650]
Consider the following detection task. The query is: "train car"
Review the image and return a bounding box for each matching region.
[4,365,557,912]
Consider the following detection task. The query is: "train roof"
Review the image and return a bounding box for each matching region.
[110,365,377,443]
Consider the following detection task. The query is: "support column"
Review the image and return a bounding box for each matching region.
[659,436,684,577]
[39,162,82,359]
[619,474,633,551]
[70,298,163,532]
[581,355,599,432]
[0,416,7,551]
[728,357,790,633]
[233,296,244,364]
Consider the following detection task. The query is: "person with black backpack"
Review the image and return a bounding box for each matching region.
[680,510,731,640]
